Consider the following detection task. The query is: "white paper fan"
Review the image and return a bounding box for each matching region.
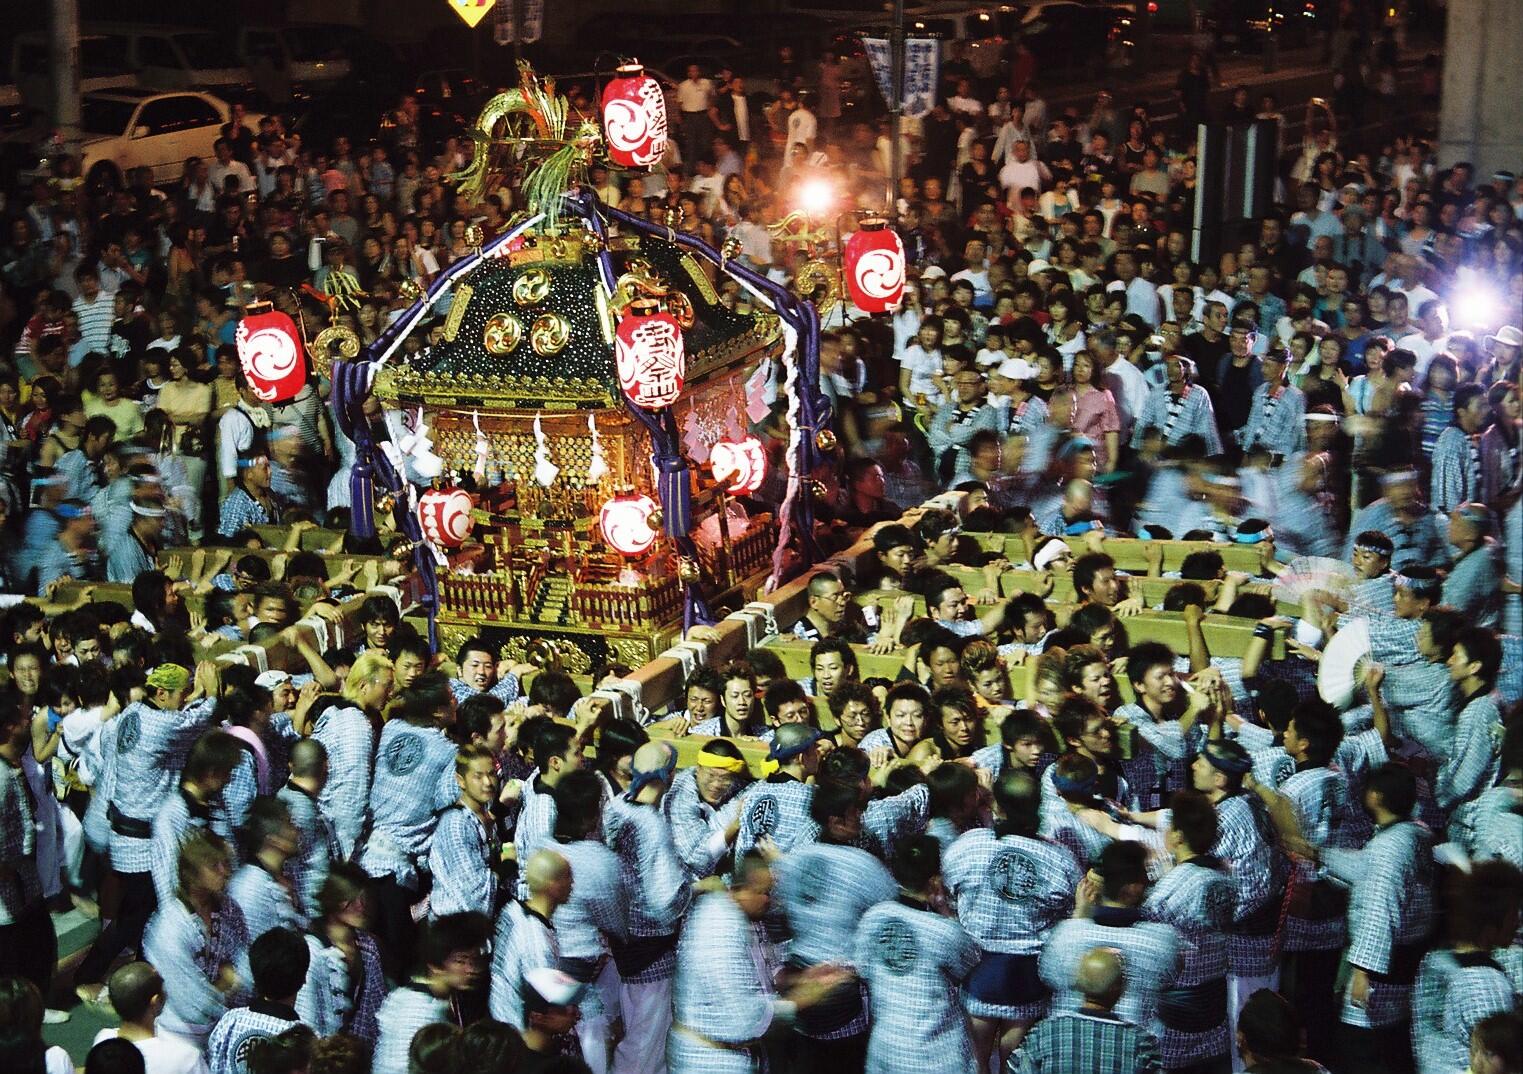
[1318,617,1371,710]
[1272,556,1358,606]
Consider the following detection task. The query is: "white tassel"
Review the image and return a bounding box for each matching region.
[472,410,490,483]
[409,406,445,481]
[533,413,559,487]
[586,412,609,484]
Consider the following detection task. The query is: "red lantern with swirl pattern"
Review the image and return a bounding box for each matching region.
[843,219,907,314]
[234,308,307,404]
[709,437,767,495]
[417,487,475,549]
[601,63,669,169]
[615,299,685,409]
[599,491,659,557]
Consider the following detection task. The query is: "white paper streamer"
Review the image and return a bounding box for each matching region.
[471,410,490,483]
[532,413,559,487]
[587,412,609,484]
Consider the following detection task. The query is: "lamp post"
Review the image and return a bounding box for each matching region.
[889,0,905,202]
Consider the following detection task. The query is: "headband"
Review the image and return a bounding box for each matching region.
[1353,536,1392,555]
[1033,538,1070,571]
[695,749,747,773]
[1052,768,1098,797]
[146,663,191,692]
[54,502,91,520]
[1305,412,1341,423]
[1379,469,1419,487]
[1392,572,1442,596]
[236,454,269,470]
[624,743,677,800]
[766,727,825,764]
[1232,529,1268,544]
[130,502,167,518]
[1202,741,1252,776]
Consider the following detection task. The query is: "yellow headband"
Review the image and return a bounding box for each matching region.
[146,663,191,692]
[696,750,746,773]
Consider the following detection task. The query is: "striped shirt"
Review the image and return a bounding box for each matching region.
[1412,949,1513,1074]
[427,804,499,918]
[943,828,1081,955]
[73,289,117,354]
[227,864,300,950]
[108,699,219,873]
[143,897,252,1038]
[488,900,559,1030]
[1323,819,1436,1028]
[1041,910,1181,1037]
[1008,1009,1163,1074]
[205,1001,300,1074]
[856,898,981,1074]
[357,721,457,888]
[309,706,373,860]
[1430,425,1482,515]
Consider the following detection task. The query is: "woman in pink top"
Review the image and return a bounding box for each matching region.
[1069,349,1121,472]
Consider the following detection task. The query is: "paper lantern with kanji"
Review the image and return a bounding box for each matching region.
[235,309,307,404]
[599,491,659,557]
[843,219,907,314]
[417,487,475,549]
[615,300,685,409]
[602,63,668,169]
[709,437,767,495]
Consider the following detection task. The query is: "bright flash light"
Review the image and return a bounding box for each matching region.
[1452,271,1502,328]
[797,178,836,218]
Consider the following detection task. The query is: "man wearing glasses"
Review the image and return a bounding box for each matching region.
[928,367,1002,485]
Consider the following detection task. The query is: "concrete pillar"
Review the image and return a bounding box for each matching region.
[49,0,80,154]
[1438,0,1523,177]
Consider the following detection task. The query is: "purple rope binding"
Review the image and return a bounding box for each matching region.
[578,191,830,575]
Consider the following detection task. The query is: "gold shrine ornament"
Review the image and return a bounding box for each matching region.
[310,323,360,378]
[530,313,571,355]
[443,283,474,342]
[793,259,840,315]
[483,312,524,355]
[513,268,552,306]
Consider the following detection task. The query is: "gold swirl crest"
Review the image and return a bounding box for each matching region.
[483,313,524,355]
[513,268,552,306]
[530,313,571,355]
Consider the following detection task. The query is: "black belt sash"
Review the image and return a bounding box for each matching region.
[107,802,151,839]
[1158,976,1229,1034]
[610,933,677,978]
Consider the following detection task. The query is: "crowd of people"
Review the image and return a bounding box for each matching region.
[0,17,1519,1074]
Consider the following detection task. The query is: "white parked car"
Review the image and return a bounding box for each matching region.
[69,88,251,191]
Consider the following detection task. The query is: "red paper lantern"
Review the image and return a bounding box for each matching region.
[709,437,766,495]
[615,299,685,409]
[235,309,307,404]
[600,492,659,557]
[417,487,475,549]
[843,219,907,314]
[602,63,668,169]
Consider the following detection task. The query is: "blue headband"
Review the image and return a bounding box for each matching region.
[623,744,677,800]
[767,727,825,764]
[1232,530,1268,545]
[1052,769,1098,797]
[1202,741,1252,776]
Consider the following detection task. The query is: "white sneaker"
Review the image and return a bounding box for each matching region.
[43,1008,70,1024]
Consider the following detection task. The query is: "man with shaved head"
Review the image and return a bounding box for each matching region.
[277,736,335,919]
[489,848,572,1030]
[1010,946,1163,1074]
[91,961,206,1074]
